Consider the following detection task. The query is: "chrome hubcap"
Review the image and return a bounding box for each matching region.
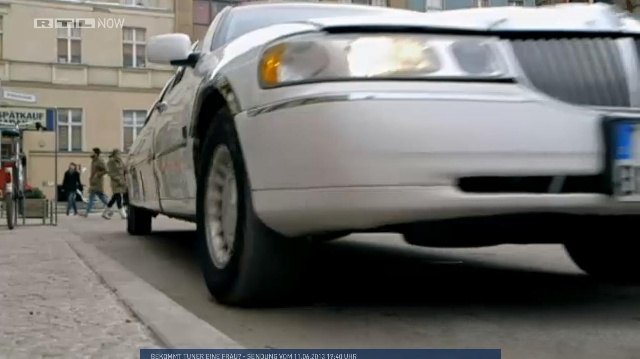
[205,145,238,269]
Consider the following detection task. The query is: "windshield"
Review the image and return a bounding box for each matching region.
[223,5,396,44]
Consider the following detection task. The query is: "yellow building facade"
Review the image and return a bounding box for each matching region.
[0,0,177,199]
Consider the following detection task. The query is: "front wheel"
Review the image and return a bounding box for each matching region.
[196,107,309,307]
[564,216,640,282]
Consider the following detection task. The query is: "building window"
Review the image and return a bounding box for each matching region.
[349,0,388,5]
[0,17,3,59]
[120,0,157,7]
[57,109,83,152]
[1,143,10,161]
[426,0,443,10]
[198,0,230,24]
[57,27,81,64]
[123,110,146,151]
[123,27,146,68]
[476,0,490,6]
[508,0,524,5]
[123,0,150,5]
[212,1,230,13]
[194,0,215,25]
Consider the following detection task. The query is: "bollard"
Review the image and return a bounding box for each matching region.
[42,199,46,225]
[49,200,53,225]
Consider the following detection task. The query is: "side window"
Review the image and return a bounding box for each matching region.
[144,76,175,126]
[159,73,178,101]
[170,67,187,90]
[158,77,175,102]
[207,8,231,51]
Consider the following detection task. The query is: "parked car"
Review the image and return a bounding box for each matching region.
[126,2,640,306]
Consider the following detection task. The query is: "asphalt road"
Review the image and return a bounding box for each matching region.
[64,215,640,359]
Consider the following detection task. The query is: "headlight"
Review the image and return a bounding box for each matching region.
[258,33,511,88]
[346,37,440,77]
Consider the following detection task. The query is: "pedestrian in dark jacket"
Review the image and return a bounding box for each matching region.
[62,162,81,215]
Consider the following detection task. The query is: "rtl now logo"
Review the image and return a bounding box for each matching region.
[33,18,125,29]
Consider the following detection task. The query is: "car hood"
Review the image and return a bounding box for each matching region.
[306,3,640,35]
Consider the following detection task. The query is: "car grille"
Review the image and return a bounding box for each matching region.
[509,38,631,108]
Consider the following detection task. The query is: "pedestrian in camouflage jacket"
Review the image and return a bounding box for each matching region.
[103,149,127,220]
[84,148,109,217]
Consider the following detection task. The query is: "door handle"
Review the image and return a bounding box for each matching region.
[155,102,168,113]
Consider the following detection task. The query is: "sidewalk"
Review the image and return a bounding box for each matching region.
[0,224,160,359]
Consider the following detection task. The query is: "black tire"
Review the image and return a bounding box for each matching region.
[196,106,309,307]
[5,195,14,230]
[564,216,640,282]
[127,205,152,235]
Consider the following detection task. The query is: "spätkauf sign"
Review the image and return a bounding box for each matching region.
[0,107,46,128]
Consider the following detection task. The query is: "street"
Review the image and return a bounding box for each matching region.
[63,215,640,359]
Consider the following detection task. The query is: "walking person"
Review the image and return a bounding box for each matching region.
[62,162,81,216]
[84,148,109,217]
[102,149,127,219]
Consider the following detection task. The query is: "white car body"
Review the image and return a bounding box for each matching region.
[125,1,640,305]
[129,2,640,236]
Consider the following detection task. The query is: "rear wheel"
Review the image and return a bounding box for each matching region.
[564,216,640,282]
[196,107,309,307]
[127,205,152,235]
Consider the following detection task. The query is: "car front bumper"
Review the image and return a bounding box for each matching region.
[234,81,640,237]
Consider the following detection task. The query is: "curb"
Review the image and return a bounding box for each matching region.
[64,233,244,349]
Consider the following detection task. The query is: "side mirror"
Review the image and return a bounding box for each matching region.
[147,33,199,67]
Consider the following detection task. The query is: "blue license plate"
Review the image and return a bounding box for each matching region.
[612,121,640,201]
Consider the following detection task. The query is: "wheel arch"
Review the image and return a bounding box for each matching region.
[191,75,242,176]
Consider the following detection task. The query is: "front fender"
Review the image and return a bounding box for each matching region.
[189,74,241,138]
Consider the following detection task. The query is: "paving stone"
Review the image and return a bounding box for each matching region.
[0,226,161,358]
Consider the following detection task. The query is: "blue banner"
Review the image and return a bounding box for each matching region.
[140,349,500,359]
[46,108,56,131]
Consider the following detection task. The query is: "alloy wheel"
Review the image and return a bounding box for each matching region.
[204,144,238,269]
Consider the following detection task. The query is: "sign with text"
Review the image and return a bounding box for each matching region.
[3,90,37,103]
[0,107,46,128]
[140,349,501,359]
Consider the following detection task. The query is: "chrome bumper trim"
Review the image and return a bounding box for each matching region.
[246,91,534,117]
